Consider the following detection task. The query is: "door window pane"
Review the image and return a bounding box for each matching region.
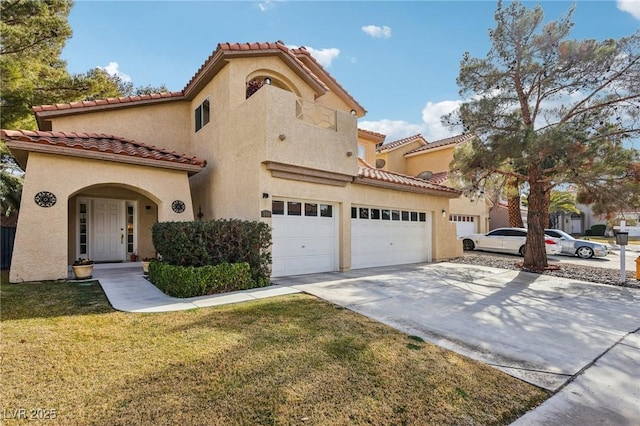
[320,204,333,217]
[359,208,369,219]
[272,200,284,215]
[382,209,391,220]
[305,203,318,216]
[287,202,302,216]
[371,209,381,220]
[392,210,400,221]
[402,211,410,221]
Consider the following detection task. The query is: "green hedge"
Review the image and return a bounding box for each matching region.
[148,260,257,298]
[590,224,606,236]
[151,219,271,286]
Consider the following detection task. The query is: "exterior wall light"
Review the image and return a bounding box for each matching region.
[350,109,357,115]
[442,209,447,218]
[264,77,272,85]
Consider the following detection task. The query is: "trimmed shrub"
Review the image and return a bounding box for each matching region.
[148,260,255,298]
[151,219,271,286]
[590,224,606,236]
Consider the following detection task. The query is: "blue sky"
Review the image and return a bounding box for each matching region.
[62,0,640,143]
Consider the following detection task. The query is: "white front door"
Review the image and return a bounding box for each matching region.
[92,199,126,262]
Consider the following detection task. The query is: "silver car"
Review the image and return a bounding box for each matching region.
[544,229,609,259]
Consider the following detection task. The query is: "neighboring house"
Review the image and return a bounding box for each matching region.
[375,133,491,237]
[489,202,528,230]
[2,41,463,283]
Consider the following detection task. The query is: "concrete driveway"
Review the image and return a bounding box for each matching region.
[273,262,640,393]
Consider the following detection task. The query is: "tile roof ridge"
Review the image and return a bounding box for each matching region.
[376,134,427,152]
[405,133,476,155]
[32,92,184,113]
[357,163,460,193]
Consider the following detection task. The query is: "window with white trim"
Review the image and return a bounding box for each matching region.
[195,98,210,132]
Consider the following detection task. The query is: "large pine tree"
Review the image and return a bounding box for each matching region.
[447,1,640,270]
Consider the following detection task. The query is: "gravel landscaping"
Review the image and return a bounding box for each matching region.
[449,253,640,289]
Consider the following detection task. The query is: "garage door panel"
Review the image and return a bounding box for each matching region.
[351,207,431,270]
[271,201,338,277]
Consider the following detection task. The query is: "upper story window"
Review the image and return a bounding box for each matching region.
[357,145,366,158]
[195,98,210,132]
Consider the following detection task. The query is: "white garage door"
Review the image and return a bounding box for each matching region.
[450,214,477,237]
[351,206,431,269]
[271,199,338,277]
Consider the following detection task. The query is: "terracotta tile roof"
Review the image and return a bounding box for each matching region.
[356,164,461,197]
[32,92,184,114]
[1,129,206,174]
[358,128,386,143]
[376,134,427,153]
[405,133,476,155]
[357,157,376,169]
[426,171,449,185]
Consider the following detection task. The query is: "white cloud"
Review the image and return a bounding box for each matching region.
[99,62,132,83]
[358,100,463,144]
[258,0,275,12]
[421,100,464,140]
[361,25,392,39]
[358,119,423,143]
[288,45,340,68]
[617,0,640,19]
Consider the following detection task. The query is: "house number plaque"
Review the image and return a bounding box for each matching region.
[171,200,186,213]
[34,191,57,208]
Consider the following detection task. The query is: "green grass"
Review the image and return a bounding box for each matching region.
[1,278,549,425]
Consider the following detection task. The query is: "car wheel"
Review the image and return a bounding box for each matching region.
[462,239,475,251]
[576,246,594,259]
[519,245,526,257]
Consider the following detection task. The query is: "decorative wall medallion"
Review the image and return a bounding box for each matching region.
[34,191,57,207]
[171,200,186,213]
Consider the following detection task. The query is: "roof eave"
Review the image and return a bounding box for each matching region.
[404,143,457,158]
[353,176,462,198]
[4,140,205,175]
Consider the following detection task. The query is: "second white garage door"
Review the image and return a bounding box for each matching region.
[351,206,432,269]
[271,199,338,277]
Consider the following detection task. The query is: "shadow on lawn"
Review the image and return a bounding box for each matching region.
[0,274,113,320]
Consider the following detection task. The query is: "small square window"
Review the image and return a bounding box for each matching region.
[272,200,284,215]
[402,211,410,221]
[381,209,391,220]
[371,209,381,220]
[305,203,318,216]
[411,212,418,221]
[288,202,301,216]
[320,204,333,217]
[359,208,369,219]
[392,210,400,221]
[351,207,357,219]
[419,212,426,222]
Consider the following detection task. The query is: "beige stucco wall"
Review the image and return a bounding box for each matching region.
[376,140,423,175]
[405,148,454,177]
[10,152,195,283]
[47,102,191,155]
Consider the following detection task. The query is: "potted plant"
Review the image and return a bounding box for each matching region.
[129,251,138,262]
[141,257,154,274]
[72,258,94,279]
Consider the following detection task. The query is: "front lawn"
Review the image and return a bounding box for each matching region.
[1,279,548,425]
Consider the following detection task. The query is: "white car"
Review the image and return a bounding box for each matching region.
[544,229,609,258]
[461,227,562,256]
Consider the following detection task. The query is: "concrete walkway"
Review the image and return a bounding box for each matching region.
[90,262,301,313]
[92,261,640,425]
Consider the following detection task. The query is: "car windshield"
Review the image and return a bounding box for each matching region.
[546,229,575,240]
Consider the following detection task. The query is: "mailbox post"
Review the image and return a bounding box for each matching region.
[616,231,629,283]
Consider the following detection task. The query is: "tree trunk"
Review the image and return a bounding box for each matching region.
[523,165,549,270]
[507,177,524,228]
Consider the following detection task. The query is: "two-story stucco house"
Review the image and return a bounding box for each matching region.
[375,133,492,237]
[2,41,463,283]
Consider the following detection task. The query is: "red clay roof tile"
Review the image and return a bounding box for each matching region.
[376,134,428,153]
[357,164,460,196]
[404,133,476,155]
[0,129,206,170]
